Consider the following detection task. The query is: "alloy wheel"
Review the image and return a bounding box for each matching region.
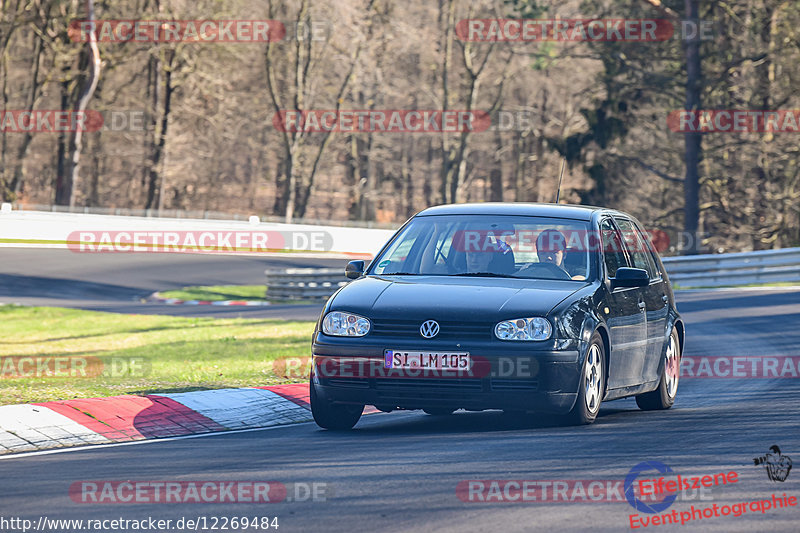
[664,334,679,399]
[584,344,602,413]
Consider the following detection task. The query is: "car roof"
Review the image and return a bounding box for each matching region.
[415,202,616,221]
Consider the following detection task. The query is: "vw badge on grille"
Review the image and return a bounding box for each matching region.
[420,320,440,339]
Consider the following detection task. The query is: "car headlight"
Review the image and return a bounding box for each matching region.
[494,317,552,341]
[322,311,371,337]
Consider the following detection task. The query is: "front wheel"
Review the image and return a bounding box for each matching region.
[310,380,363,430]
[566,332,605,425]
[636,328,681,410]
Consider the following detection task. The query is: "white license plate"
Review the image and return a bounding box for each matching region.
[384,350,471,370]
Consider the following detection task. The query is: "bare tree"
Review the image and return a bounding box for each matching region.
[58,0,101,206]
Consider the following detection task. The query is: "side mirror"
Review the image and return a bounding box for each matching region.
[345,260,365,280]
[611,267,649,289]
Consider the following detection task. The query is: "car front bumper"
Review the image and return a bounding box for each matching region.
[311,335,584,414]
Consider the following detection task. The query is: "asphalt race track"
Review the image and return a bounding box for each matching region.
[0,249,342,319]
[0,247,798,532]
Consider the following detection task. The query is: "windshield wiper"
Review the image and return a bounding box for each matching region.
[450,272,519,278]
[377,272,420,276]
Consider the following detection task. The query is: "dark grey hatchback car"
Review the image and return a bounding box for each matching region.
[310,203,684,429]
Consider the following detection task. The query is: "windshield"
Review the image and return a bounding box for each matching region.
[369,215,594,281]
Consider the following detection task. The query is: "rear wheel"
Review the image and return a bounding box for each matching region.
[310,380,363,430]
[423,408,455,416]
[566,332,605,425]
[636,328,680,410]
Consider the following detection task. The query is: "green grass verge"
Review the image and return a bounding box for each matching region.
[157,285,268,301]
[0,305,314,405]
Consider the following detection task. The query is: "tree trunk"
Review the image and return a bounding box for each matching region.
[438,0,455,204]
[401,135,415,217]
[284,143,300,222]
[424,139,434,206]
[682,0,702,255]
[54,77,71,205]
[488,129,503,202]
[64,0,101,207]
[145,51,174,210]
[142,55,159,206]
[8,32,44,198]
[88,132,101,206]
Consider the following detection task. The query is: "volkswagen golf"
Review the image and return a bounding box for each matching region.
[310,203,684,429]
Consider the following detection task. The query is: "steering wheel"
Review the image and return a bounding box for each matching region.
[518,262,572,280]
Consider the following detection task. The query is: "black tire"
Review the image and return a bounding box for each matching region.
[566,332,605,425]
[310,380,363,430]
[636,328,681,411]
[423,408,455,416]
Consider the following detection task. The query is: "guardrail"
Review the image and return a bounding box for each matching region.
[264,268,350,300]
[8,202,398,229]
[263,248,800,300]
[661,247,800,288]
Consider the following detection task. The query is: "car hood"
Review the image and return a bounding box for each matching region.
[329,275,586,321]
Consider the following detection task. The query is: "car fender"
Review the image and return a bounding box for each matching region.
[549,286,607,381]
[655,313,684,378]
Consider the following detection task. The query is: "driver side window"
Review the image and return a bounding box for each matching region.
[373,223,426,274]
[600,218,628,278]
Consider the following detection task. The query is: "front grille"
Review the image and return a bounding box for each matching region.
[322,376,540,406]
[325,378,370,389]
[374,378,483,391]
[374,377,483,401]
[370,319,492,340]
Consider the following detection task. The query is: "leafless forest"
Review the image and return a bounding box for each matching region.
[1,0,799,254]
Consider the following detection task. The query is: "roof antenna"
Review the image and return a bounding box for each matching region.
[555,158,566,204]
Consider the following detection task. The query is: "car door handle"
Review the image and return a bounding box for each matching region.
[638,301,646,310]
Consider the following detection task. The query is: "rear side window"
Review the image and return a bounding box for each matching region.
[600,218,628,278]
[614,218,657,279]
[632,220,663,278]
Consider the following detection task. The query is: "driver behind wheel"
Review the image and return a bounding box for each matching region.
[536,229,567,268]
[536,229,586,281]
